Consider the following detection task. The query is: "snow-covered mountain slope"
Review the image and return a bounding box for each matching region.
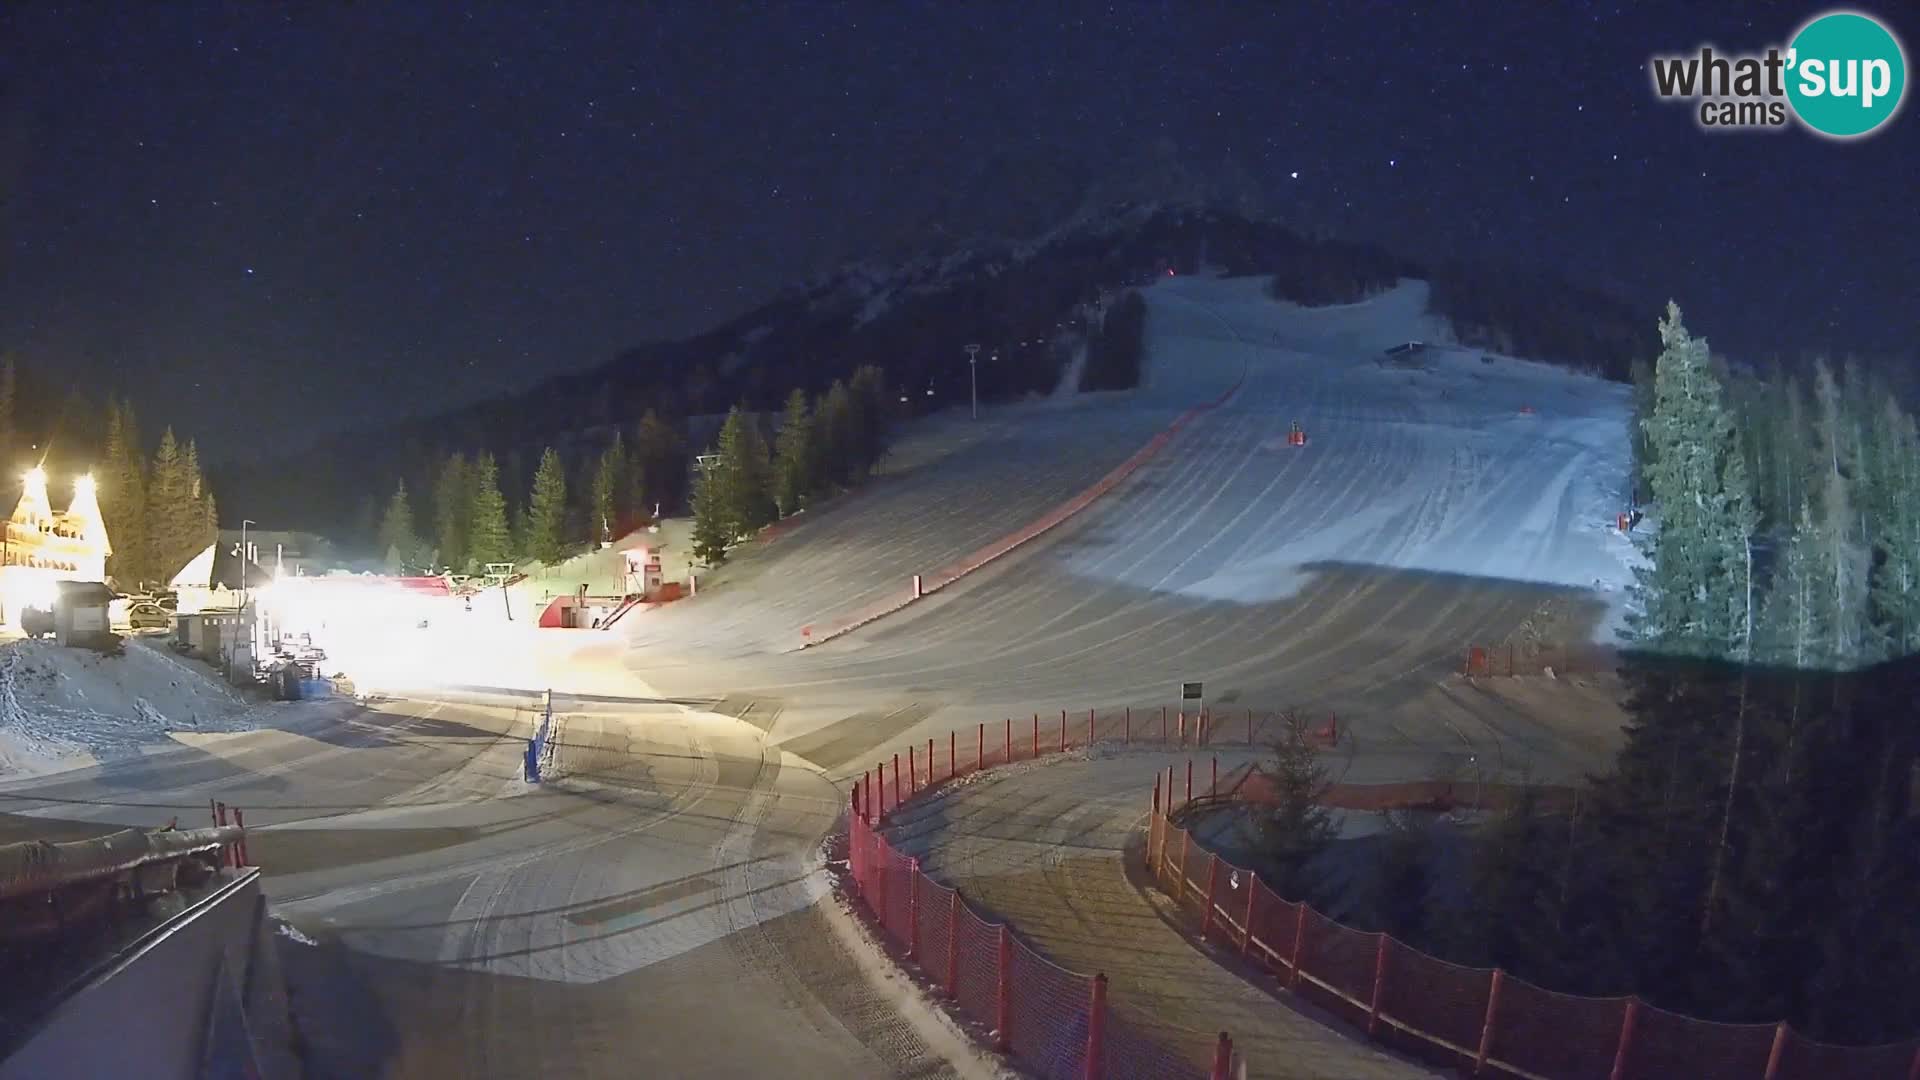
[621,273,1641,718]
[1084,276,1639,608]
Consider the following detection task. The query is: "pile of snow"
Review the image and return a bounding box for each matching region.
[0,637,286,777]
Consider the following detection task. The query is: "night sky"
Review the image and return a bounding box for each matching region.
[2,2,1915,458]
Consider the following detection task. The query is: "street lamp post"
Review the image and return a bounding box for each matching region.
[964,344,980,420]
[239,519,254,609]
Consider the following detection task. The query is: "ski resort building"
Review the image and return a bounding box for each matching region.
[0,468,111,630]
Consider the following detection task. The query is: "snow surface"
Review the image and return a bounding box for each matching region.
[1071,277,1643,627]
[0,636,336,778]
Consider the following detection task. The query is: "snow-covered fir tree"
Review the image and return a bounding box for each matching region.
[1627,303,1759,660]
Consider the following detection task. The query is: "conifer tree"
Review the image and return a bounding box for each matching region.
[715,407,774,535]
[1628,356,1656,505]
[815,381,855,489]
[1809,360,1872,666]
[689,459,731,565]
[1868,399,1920,655]
[1255,711,1336,900]
[147,428,197,583]
[433,452,470,572]
[466,452,512,569]
[378,479,421,573]
[590,433,624,545]
[632,410,684,516]
[1628,303,1758,660]
[773,388,814,516]
[846,365,889,478]
[100,398,148,586]
[526,447,569,564]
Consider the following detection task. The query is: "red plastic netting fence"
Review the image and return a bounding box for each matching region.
[847,802,1207,1078]
[1378,938,1491,1065]
[1150,761,1920,1080]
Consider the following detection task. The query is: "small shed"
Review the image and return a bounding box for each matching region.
[52,581,117,647]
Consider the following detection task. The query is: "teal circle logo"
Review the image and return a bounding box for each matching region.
[1786,11,1907,138]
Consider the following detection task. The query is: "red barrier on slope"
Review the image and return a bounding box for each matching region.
[803,364,1248,647]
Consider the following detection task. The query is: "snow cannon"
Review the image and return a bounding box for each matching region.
[1287,421,1307,447]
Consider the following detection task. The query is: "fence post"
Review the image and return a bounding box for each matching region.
[1608,998,1641,1080]
[1367,935,1389,1039]
[1124,706,1131,743]
[949,732,955,781]
[1211,755,1218,797]
[946,891,961,997]
[1761,1020,1788,1080]
[1247,707,1254,744]
[1288,904,1307,989]
[1202,854,1220,938]
[977,722,984,773]
[1186,759,1193,803]
[1061,708,1067,752]
[907,858,920,959]
[909,745,917,795]
[1085,973,1108,1080]
[928,738,935,787]
[209,797,217,828]
[1161,705,1167,741]
[893,753,902,807]
[1209,1032,1233,1080]
[995,926,1013,1053]
[1088,707,1095,747]
[1242,878,1258,956]
[1475,969,1505,1076]
[1032,713,1039,758]
[1005,717,1012,765]
[1178,709,1185,743]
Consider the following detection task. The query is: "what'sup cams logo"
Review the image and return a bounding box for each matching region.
[1650,10,1907,138]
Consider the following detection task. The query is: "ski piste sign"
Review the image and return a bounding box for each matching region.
[1649,10,1907,139]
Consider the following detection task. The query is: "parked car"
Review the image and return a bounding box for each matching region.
[126,602,171,631]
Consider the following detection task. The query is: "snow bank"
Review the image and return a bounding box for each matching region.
[0,637,304,778]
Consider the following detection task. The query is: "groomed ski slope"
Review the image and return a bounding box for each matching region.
[623,275,1639,781]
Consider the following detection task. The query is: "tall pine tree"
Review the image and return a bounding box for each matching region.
[1628,303,1758,660]
[147,428,197,583]
[1868,398,1920,655]
[715,407,774,536]
[433,452,470,572]
[100,398,148,586]
[689,459,731,566]
[466,452,512,568]
[773,388,814,516]
[378,479,422,573]
[1808,360,1872,666]
[526,447,569,564]
[590,433,625,545]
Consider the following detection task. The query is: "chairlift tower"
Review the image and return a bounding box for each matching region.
[964,344,980,420]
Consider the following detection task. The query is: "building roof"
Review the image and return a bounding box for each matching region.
[52,581,118,605]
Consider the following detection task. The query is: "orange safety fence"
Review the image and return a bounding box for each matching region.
[843,705,1285,1077]
[1146,764,1920,1080]
[1463,641,1621,678]
[804,364,1248,648]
